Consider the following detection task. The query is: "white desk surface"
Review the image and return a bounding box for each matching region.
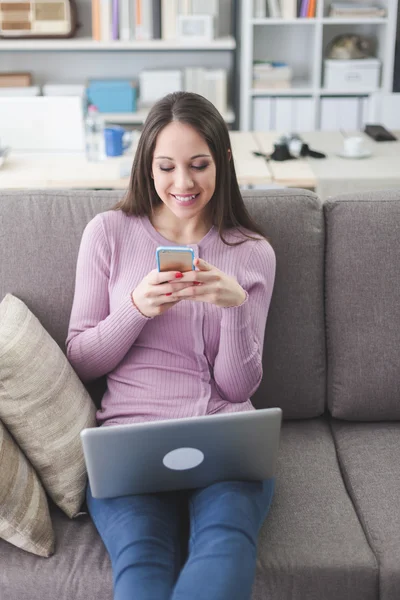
[0,152,132,189]
[255,130,400,190]
[0,132,272,190]
[229,132,272,185]
[1,132,400,195]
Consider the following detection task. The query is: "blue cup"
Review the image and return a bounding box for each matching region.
[104,126,131,157]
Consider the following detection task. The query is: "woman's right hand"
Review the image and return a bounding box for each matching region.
[131,270,194,318]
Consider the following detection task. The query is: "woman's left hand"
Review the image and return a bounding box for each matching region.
[169,258,246,308]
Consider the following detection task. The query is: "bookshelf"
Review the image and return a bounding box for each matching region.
[101,107,235,124]
[0,37,236,51]
[1,0,237,126]
[239,0,399,130]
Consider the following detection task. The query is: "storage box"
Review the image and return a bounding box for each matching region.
[323,59,381,91]
[139,70,182,106]
[0,86,40,97]
[43,84,86,97]
[86,80,137,113]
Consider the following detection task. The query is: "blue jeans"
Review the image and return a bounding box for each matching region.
[86,478,275,600]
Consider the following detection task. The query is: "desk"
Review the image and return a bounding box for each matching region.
[0,132,271,191]
[254,131,400,199]
[1,132,400,199]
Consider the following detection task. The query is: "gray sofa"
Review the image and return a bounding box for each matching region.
[0,188,399,600]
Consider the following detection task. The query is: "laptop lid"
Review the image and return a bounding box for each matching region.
[80,408,282,499]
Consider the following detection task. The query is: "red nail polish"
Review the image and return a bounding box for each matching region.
[166,293,172,296]
[175,273,183,278]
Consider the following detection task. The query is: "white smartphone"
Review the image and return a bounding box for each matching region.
[156,246,195,273]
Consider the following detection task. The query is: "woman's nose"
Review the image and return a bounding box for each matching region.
[174,168,194,190]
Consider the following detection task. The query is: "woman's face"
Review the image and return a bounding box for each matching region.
[151,121,216,223]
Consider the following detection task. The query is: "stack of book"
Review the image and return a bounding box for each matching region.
[328,2,386,17]
[253,61,293,90]
[0,72,40,97]
[92,0,219,43]
[254,0,316,18]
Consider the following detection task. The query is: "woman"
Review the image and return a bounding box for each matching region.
[66,91,276,600]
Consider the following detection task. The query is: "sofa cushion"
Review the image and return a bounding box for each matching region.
[252,418,378,600]
[0,419,378,600]
[0,419,54,557]
[330,419,400,600]
[0,294,97,518]
[0,502,111,600]
[325,190,400,420]
[0,189,326,418]
[244,191,326,418]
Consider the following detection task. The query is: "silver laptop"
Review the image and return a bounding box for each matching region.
[80,408,282,498]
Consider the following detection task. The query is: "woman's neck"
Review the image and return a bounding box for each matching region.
[150,207,212,245]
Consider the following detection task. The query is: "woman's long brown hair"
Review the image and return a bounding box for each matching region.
[114,91,266,245]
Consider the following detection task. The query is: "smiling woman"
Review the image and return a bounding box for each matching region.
[66,91,277,600]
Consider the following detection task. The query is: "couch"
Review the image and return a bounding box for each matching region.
[0,187,399,600]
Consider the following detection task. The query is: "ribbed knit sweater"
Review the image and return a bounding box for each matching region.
[66,210,276,426]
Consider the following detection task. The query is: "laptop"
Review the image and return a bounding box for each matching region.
[80,408,282,498]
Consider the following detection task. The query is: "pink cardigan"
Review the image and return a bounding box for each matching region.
[66,210,276,425]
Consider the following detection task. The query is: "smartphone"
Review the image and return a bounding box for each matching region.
[156,246,195,273]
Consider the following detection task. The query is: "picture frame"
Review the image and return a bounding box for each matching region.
[176,14,214,43]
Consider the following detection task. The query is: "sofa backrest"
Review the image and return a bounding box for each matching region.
[0,189,326,419]
[325,189,400,421]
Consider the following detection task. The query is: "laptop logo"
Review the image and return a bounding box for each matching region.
[163,447,204,471]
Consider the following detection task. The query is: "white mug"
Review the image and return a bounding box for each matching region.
[343,136,364,157]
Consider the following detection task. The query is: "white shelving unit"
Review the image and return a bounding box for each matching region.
[101,107,235,124]
[240,0,399,130]
[0,36,236,51]
[0,0,236,125]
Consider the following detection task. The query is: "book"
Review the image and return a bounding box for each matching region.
[112,0,119,40]
[136,0,153,40]
[178,0,192,14]
[281,0,297,19]
[92,0,101,40]
[152,0,161,38]
[254,0,267,17]
[307,0,316,17]
[299,0,309,17]
[118,0,131,40]
[162,0,178,40]
[267,0,281,17]
[0,72,32,87]
[252,97,273,130]
[100,0,112,41]
[329,2,386,16]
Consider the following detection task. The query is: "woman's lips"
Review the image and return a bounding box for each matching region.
[171,193,199,207]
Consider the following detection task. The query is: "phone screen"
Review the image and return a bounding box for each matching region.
[157,248,194,272]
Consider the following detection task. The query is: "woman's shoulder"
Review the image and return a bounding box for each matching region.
[86,209,141,238]
[220,227,275,258]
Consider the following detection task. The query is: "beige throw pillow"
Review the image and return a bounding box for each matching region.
[0,294,97,518]
[0,418,54,557]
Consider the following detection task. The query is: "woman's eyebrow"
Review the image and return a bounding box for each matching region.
[154,154,211,160]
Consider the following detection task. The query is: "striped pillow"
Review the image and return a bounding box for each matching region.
[0,294,97,519]
[0,418,54,556]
